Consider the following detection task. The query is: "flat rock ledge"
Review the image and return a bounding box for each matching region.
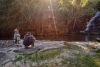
[0,40,65,65]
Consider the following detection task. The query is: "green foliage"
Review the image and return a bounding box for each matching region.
[96,1,100,10]
[79,55,98,67]
[96,49,100,53]
[60,55,99,67]
[95,49,100,59]
[61,59,69,65]
[4,44,100,67]
[80,0,89,7]
[58,0,100,16]
[13,48,59,63]
[62,44,82,51]
[90,0,100,3]
[0,0,100,36]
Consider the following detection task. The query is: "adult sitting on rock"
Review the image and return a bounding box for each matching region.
[23,32,36,48]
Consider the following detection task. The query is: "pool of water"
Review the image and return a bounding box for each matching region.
[0,34,86,41]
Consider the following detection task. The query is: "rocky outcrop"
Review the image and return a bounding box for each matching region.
[0,40,14,48]
[0,40,65,65]
[0,52,6,63]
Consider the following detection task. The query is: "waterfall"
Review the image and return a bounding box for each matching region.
[85,11,100,31]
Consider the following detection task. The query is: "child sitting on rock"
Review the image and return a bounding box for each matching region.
[23,32,36,48]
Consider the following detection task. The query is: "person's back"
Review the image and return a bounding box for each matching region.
[23,32,35,48]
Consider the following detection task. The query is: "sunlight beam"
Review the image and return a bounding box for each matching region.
[49,0,58,35]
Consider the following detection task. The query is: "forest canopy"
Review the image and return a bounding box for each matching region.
[0,0,100,39]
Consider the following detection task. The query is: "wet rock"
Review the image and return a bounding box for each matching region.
[0,40,65,66]
[0,40,14,48]
[0,52,7,62]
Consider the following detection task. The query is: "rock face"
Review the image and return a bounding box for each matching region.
[0,48,16,65]
[0,52,6,62]
[0,40,19,65]
[0,40,65,65]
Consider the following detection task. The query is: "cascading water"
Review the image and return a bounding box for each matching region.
[81,11,100,41]
[85,11,100,32]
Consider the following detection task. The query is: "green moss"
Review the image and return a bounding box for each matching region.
[12,44,100,67]
[60,54,100,67]
[96,49,100,53]
[90,0,100,3]
[94,49,100,58]
[13,48,59,63]
[62,44,82,51]
[79,55,98,67]
[61,59,69,65]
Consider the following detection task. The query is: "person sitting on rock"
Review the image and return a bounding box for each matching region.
[13,28,20,47]
[23,32,36,48]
